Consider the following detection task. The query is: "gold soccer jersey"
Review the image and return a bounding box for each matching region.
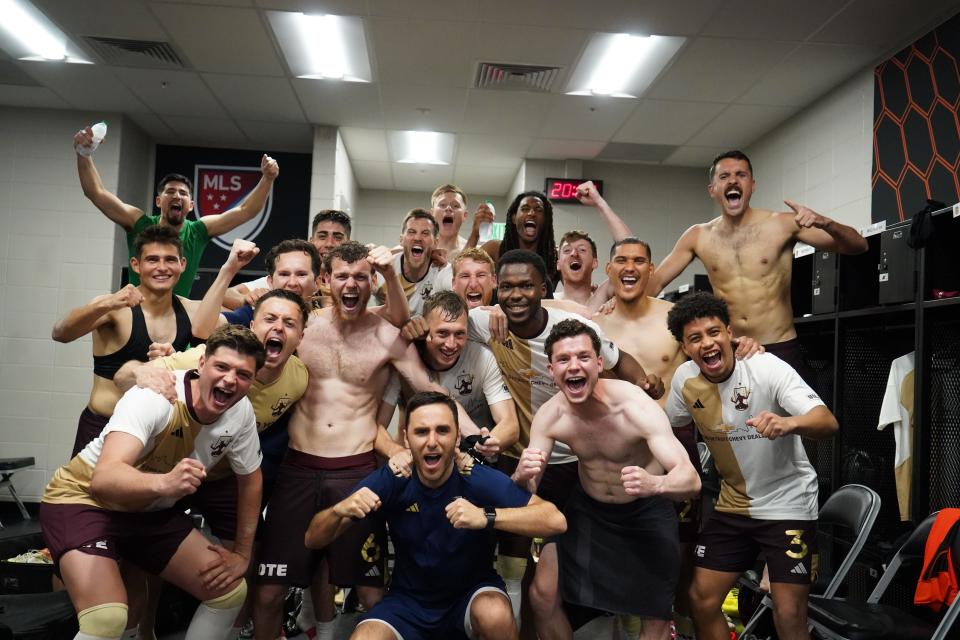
[665,353,823,520]
[43,370,260,511]
[468,307,620,461]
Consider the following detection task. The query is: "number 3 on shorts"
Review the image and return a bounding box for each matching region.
[784,529,808,559]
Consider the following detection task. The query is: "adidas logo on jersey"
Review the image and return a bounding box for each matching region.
[790,562,808,575]
[405,503,419,512]
[172,426,184,438]
[693,399,705,409]
[365,566,381,577]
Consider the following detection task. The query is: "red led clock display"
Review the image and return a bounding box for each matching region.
[544,178,603,203]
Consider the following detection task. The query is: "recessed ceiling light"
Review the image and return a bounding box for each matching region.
[0,0,91,63]
[389,130,455,165]
[267,10,372,82]
[566,32,685,98]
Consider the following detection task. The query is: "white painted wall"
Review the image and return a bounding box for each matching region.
[0,107,137,501]
[746,70,875,231]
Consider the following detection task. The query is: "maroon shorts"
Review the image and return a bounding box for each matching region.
[72,408,109,457]
[764,338,815,388]
[178,475,239,542]
[694,511,817,584]
[257,449,385,588]
[495,456,578,556]
[39,502,193,578]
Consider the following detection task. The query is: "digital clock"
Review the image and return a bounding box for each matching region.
[544,178,603,204]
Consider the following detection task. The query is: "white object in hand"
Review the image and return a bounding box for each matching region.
[76,121,107,157]
[478,200,495,243]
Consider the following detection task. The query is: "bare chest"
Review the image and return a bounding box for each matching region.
[697,223,790,280]
[297,323,390,385]
[598,315,680,376]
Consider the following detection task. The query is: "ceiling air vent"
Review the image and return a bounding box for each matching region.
[474,62,560,92]
[81,36,186,69]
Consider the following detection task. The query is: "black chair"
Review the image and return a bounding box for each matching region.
[807,511,960,640]
[0,458,35,527]
[739,484,882,637]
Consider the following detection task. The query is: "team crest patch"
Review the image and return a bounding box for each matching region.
[455,374,474,395]
[731,384,751,411]
[193,165,273,250]
[210,435,233,457]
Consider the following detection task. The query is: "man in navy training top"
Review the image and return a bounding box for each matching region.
[305,391,567,640]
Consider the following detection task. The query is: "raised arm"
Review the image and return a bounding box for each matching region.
[786,200,868,255]
[446,494,566,538]
[192,239,259,340]
[74,126,143,230]
[646,225,699,296]
[622,397,701,501]
[511,405,557,493]
[747,405,838,441]
[368,245,410,329]
[576,181,632,240]
[52,284,141,343]
[201,154,279,237]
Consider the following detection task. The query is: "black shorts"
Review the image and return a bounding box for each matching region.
[72,408,109,457]
[40,503,193,578]
[694,511,817,585]
[495,456,578,557]
[178,475,238,542]
[764,338,815,388]
[673,422,702,544]
[257,449,386,588]
[558,485,678,619]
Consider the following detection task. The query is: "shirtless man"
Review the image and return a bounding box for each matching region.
[74,124,278,297]
[40,325,266,640]
[53,225,201,457]
[252,241,485,640]
[648,150,867,374]
[514,319,700,640]
[431,183,495,259]
[553,231,599,306]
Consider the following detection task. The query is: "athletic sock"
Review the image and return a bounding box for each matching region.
[297,587,316,630]
[314,619,336,640]
[185,582,247,640]
[504,578,522,625]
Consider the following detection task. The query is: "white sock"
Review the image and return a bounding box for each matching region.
[315,619,336,640]
[184,601,243,640]
[75,634,120,640]
[297,587,316,630]
[504,578,522,626]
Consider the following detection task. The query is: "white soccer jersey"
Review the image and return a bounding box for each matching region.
[665,353,824,520]
[375,254,449,315]
[468,307,619,463]
[878,351,915,521]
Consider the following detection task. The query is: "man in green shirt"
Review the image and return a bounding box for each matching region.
[74,124,279,297]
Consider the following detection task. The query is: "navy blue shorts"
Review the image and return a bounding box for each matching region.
[358,579,509,639]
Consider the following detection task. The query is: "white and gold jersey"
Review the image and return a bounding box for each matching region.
[375,254,448,316]
[665,353,823,520]
[43,370,260,511]
[468,307,620,462]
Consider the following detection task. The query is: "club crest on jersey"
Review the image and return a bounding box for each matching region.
[455,374,474,395]
[731,385,751,411]
[193,165,273,250]
[210,435,233,457]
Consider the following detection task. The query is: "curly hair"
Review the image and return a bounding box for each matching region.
[322,240,370,274]
[500,191,558,286]
[666,292,731,343]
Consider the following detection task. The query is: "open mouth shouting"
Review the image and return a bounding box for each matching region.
[340,291,361,312]
[442,213,455,227]
[422,452,443,471]
[564,375,587,396]
[521,219,539,239]
[619,273,639,290]
[464,290,484,307]
[211,385,236,410]
[568,259,582,273]
[701,348,724,376]
[264,336,284,360]
[410,245,425,259]
[724,186,743,209]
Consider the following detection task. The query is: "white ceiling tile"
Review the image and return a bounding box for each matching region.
[453,165,516,195]
[663,145,730,168]
[351,160,394,189]
[472,23,588,69]
[340,128,389,162]
[204,74,305,122]
[391,163,455,192]
[19,63,148,113]
[526,138,606,159]
[35,0,169,40]
[737,44,881,107]
[150,4,285,76]
[455,133,530,168]
[254,0,365,13]
[613,100,727,145]
[235,120,314,151]
[380,84,467,131]
[811,0,958,47]
[648,37,795,103]
[461,90,557,135]
[369,18,475,88]
[126,113,176,140]
[292,79,383,127]
[0,84,69,109]
[537,95,638,141]
[686,104,799,148]
[153,0,252,5]
[701,0,842,41]
[368,0,479,21]
[162,115,249,147]
[112,68,227,118]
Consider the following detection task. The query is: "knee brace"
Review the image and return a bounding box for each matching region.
[204,579,247,610]
[496,555,527,581]
[78,602,128,639]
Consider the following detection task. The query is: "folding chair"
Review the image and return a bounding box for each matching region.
[739,484,882,636]
[807,510,960,640]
